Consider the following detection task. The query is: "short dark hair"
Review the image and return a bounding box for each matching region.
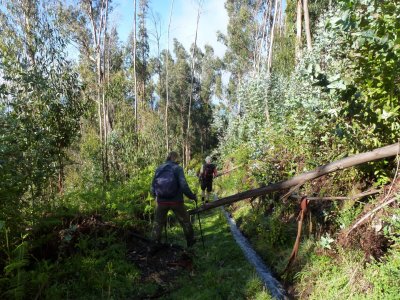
[167,151,179,162]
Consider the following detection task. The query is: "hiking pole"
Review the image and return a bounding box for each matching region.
[194,200,205,249]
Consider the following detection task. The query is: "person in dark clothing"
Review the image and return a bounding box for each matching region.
[199,156,217,204]
[151,151,197,248]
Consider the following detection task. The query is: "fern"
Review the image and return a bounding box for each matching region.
[2,240,29,300]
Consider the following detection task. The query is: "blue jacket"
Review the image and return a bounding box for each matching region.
[151,160,196,203]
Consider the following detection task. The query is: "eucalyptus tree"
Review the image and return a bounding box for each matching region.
[148,9,163,109]
[133,0,138,131]
[196,45,222,153]
[170,39,191,160]
[303,0,312,50]
[218,0,273,113]
[165,0,174,152]
[57,0,112,183]
[185,0,202,165]
[0,0,85,224]
[126,0,150,128]
[267,0,279,73]
[137,0,150,109]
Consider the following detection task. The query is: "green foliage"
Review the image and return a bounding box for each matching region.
[0,1,86,258]
[318,234,335,250]
[1,235,30,300]
[45,236,139,299]
[295,244,400,299]
[365,253,400,299]
[0,207,147,299]
[329,0,400,150]
[217,0,400,198]
[165,212,272,300]
[336,200,364,229]
[363,205,400,299]
[231,202,297,272]
[62,165,156,230]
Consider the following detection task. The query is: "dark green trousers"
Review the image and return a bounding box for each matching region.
[152,202,194,245]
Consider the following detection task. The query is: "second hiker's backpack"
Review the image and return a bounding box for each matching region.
[154,164,179,198]
[202,163,215,180]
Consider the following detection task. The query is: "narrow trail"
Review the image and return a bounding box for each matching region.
[164,208,272,299]
[220,206,288,300]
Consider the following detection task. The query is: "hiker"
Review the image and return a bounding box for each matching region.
[151,151,197,248]
[199,156,217,204]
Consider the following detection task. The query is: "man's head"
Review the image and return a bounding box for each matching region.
[205,156,212,164]
[167,151,180,163]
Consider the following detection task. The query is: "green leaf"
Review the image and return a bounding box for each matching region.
[327,80,347,90]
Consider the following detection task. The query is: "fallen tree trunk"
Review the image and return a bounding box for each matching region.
[189,143,399,215]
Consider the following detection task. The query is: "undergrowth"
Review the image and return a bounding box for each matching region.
[165,211,272,300]
[215,151,400,299]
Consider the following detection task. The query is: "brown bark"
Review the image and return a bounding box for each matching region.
[189,143,400,214]
[283,197,308,273]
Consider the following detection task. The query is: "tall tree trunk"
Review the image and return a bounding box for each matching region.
[58,152,64,195]
[267,0,279,74]
[278,0,283,36]
[295,0,302,61]
[133,0,138,133]
[303,0,312,50]
[252,0,264,72]
[102,0,109,181]
[255,0,269,73]
[165,0,174,152]
[150,11,162,111]
[87,2,103,144]
[22,0,36,66]
[87,0,109,187]
[185,3,201,166]
[180,107,185,168]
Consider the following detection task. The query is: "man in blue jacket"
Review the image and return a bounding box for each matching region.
[151,151,197,248]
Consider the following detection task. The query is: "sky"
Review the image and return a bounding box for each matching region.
[109,0,229,58]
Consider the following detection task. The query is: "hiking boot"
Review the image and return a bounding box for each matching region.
[187,238,196,248]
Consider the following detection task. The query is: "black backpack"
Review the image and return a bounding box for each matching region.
[202,163,215,180]
[154,164,179,198]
